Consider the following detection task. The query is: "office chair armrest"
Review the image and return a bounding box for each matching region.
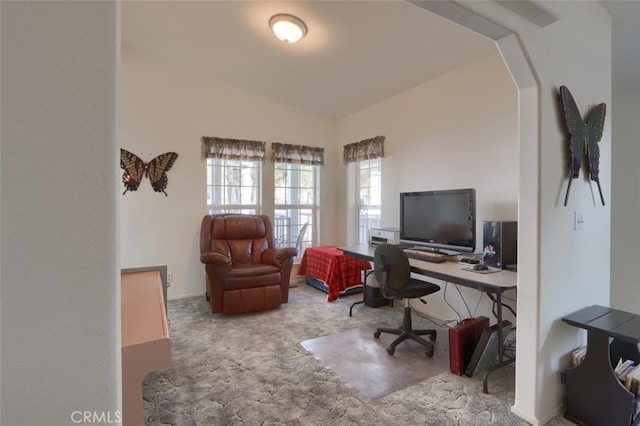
[263,247,297,266]
[200,251,231,266]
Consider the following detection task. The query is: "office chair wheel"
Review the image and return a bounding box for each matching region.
[373,330,381,339]
[387,345,395,355]
[425,346,434,358]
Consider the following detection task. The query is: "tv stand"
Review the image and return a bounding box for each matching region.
[412,247,461,256]
[412,246,436,252]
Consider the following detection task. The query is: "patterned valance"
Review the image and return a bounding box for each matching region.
[343,136,385,164]
[271,143,324,166]
[201,137,266,162]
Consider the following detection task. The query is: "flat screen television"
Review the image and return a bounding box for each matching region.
[399,188,476,254]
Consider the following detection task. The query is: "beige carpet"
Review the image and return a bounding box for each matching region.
[301,322,449,402]
[142,284,574,425]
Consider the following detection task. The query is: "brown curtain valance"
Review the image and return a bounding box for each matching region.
[201,137,266,162]
[271,143,324,166]
[343,136,385,164]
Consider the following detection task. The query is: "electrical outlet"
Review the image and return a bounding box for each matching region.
[574,211,584,231]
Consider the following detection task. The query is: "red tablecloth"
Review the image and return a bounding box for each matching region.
[297,245,370,302]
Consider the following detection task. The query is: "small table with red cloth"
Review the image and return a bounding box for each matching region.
[297,245,370,301]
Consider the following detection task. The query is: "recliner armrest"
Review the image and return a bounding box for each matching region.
[263,247,297,266]
[200,252,231,266]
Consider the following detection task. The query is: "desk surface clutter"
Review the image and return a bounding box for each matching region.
[297,245,370,301]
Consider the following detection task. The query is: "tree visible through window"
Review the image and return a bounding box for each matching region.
[206,158,261,214]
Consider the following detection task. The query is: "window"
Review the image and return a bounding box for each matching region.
[274,162,318,258]
[203,138,322,255]
[343,136,384,244]
[271,142,323,258]
[356,158,382,244]
[206,158,261,214]
[202,137,265,215]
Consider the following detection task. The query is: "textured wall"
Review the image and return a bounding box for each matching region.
[1,2,120,424]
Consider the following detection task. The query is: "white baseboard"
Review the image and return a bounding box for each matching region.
[168,292,203,301]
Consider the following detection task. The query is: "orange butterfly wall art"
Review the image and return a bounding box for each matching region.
[120,149,178,196]
[559,86,607,206]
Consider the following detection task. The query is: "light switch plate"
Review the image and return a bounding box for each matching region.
[574,211,584,230]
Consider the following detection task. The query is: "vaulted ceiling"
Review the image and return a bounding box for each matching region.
[121,1,497,119]
[122,1,639,119]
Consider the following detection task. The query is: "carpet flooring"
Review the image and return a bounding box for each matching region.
[142,283,574,425]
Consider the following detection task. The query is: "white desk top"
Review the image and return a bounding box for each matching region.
[339,245,517,293]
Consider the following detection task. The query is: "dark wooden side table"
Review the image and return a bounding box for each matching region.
[562,305,640,426]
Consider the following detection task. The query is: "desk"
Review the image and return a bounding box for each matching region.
[121,271,171,425]
[297,245,370,301]
[338,245,517,393]
[562,305,640,425]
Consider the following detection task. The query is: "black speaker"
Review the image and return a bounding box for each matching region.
[482,221,517,269]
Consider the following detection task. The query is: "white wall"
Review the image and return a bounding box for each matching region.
[337,53,518,324]
[611,88,640,314]
[443,1,612,424]
[1,2,120,425]
[119,51,339,299]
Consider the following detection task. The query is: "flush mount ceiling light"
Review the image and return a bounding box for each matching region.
[269,14,307,43]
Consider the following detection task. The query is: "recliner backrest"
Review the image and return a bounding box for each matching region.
[204,214,276,265]
[374,244,411,299]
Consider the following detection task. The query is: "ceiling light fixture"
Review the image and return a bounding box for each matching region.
[269,14,307,43]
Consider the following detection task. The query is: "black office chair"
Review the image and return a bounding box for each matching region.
[373,244,441,357]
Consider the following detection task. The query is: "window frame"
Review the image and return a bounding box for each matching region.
[273,161,319,258]
[356,157,382,245]
[206,157,263,215]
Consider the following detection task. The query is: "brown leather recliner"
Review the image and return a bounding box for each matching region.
[200,214,297,314]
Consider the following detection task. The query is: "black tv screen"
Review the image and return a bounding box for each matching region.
[399,188,476,253]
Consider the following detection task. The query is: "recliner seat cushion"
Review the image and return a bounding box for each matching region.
[225,265,281,290]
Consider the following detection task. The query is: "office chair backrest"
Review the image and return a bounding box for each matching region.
[373,244,411,299]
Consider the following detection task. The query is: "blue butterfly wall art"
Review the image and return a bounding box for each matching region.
[559,85,607,206]
[120,149,178,196]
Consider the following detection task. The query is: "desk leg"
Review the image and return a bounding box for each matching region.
[349,268,370,317]
[349,300,364,317]
[482,291,515,394]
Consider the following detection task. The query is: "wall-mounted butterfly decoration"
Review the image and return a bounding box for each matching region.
[120,149,178,196]
[559,85,607,206]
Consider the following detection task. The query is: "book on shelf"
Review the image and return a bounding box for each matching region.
[615,359,637,380]
[571,345,586,367]
[626,366,640,395]
[465,320,512,377]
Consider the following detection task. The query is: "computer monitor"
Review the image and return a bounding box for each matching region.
[399,188,476,254]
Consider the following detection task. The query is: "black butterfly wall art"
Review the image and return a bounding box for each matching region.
[559,85,607,206]
[120,149,178,196]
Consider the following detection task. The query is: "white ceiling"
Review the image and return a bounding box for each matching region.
[122,1,639,119]
[121,0,497,119]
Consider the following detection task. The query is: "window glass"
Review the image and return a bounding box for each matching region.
[207,158,261,214]
[274,162,318,258]
[356,158,381,244]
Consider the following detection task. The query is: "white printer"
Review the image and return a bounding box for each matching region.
[367,227,400,246]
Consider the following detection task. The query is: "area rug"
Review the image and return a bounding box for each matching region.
[301,322,449,402]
